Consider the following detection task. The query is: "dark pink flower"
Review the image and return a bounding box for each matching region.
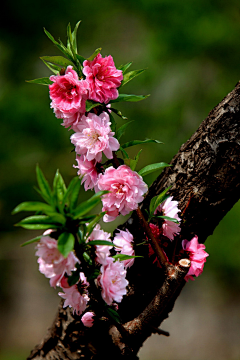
[73,155,99,191]
[98,259,128,305]
[154,196,181,241]
[49,66,88,127]
[97,165,148,222]
[71,112,120,162]
[182,235,209,281]
[113,229,135,268]
[83,54,123,104]
[81,312,95,327]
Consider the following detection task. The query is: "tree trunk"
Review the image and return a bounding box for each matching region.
[28,81,240,359]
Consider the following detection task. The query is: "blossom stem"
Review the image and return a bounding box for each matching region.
[136,207,170,269]
[112,151,120,168]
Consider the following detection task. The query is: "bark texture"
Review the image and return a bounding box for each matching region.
[28,82,240,359]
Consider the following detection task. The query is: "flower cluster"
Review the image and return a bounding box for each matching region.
[35,226,135,326]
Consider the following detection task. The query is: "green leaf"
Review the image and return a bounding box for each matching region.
[87,47,102,61]
[110,94,150,103]
[124,149,143,171]
[118,62,132,73]
[62,177,81,211]
[26,77,53,86]
[116,121,134,141]
[36,165,53,205]
[109,112,116,133]
[72,191,108,219]
[58,232,75,258]
[121,139,163,149]
[85,100,102,112]
[41,59,59,75]
[138,162,170,177]
[76,54,85,65]
[20,236,42,247]
[149,186,171,221]
[87,268,100,281]
[53,170,67,210]
[153,215,179,224]
[72,21,81,53]
[110,108,128,120]
[67,271,80,286]
[120,69,146,87]
[120,146,129,159]
[12,201,53,215]
[105,307,121,324]
[40,56,74,68]
[83,251,93,265]
[15,215,63,230]
[86,212,106,238]
[88,240,113,247]
[112,254,143,261]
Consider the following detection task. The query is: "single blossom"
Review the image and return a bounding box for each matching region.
[49,66,88,128]
[35,232,79,288]
[97,165,148,222]
[98,259,128,305]
[182,235,209,281]
[113,229,135,268]
[74,155,99,191]
[87,224,112,265]
[81,312,95,327]
[70,112,119,162]
[154,196,181,241]
[52,108,83,130]
[83,54,123,104]
[58,273,90,315]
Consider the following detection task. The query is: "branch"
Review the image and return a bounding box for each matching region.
[28,82,240,359]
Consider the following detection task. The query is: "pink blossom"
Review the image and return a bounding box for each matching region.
[49,66,88,127]
[88,224,112,265]
[35,233,79,288]
[182,235,209,281]
[97,165,148,222]
[70,112,119,162]
[52,107,83,130]
[73,155,100,191]
[98,259,128,305]
[58,273,90,315]
[83,54,123,104]
[81,312,95,327]
[113,229,135,268]
[154,196,181,241]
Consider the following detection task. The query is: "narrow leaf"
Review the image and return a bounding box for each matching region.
[120,69,146,87]
[120,146,129,159]
[88,240,113,247]
[63,177,81,211]
[116,121,134,141]
[87,48,102,61]
[111,108,128,120]
[72,21,81,53]
[53,169,67,210]
[149,186,171,221]
[138,162,170,177]
[16,214,65,227]
[76,54,85,65]
[105,307,121,323]
[36,165,53,204]
[118,62,132,73]
[112,254,143,261]
[154,215,179,224]
[20,236,42,247]
[72,191,109,219]
[58,232,75,258]
[26,77,53,86]
[83,251,93,265]
[109,112,116,133]
[121,139,163,149]
[85,100,102,112]
[110,94,150,103]
[41,56,74,68]
[41,59,59,75]
[12,201,53,215]
[86,212,106,238]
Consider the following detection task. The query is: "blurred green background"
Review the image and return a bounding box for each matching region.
[1,0,240,359]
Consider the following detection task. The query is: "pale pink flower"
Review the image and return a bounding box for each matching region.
[81,312,95,327]
[113,229,135,268]
[58,273,90,315]
[97,165,148,222]
[70,112,119,162]
[154,196,181,241]
[88,224,112,265]
[49,66,88,127]
[182,235,209,281]
[52,107,83,130]
[73,155,100,191]
[83,54,123,104]
[35,233,79,288]
[98,259,128,305]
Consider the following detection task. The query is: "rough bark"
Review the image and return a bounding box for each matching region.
[28,81,240,360]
